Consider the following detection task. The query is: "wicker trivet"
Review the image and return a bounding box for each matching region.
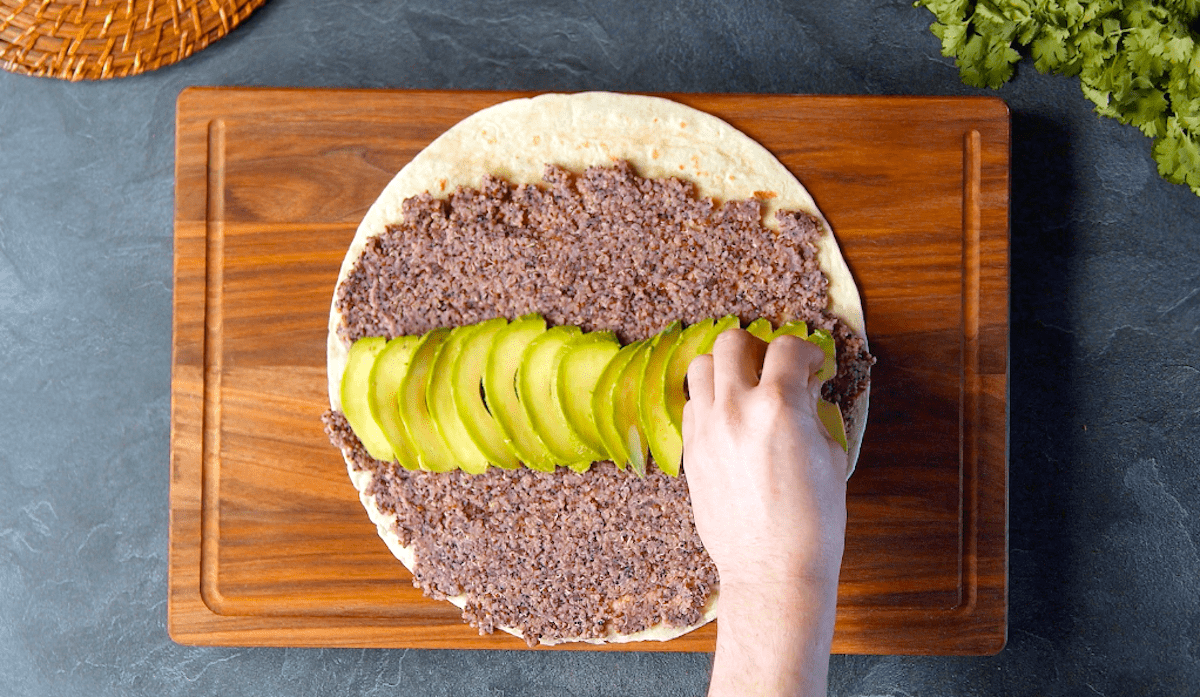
[1,0,266,81]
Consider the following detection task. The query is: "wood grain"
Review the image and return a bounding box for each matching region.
[169,88,1009,653]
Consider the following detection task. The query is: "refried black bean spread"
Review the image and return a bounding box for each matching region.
[323,161,874,645]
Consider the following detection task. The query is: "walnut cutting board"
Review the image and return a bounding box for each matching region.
[169,88,1009,654]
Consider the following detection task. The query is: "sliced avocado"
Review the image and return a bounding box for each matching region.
[662,318,715,433]
[591,339,646,468]
[817,398,848,451]
[808,328,837,382]
[746,317,774,341]
[340,337,394,462]
[652,319,714,476]
[451,317,520,469]
[612,338,652,475]
[770,319,809,340]
[628,424,647,479]
[653,315,739,476]
[398,328,459,472]
[484,314,557,472]
[367,335,422,470]
[517,324,597,471]
[426,324,491,475]
[553,330,620,459]
[637,321,682,476]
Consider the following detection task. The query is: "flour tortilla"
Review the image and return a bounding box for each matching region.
[326,92,869,644]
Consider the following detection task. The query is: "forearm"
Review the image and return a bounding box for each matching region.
[707,580,839,697]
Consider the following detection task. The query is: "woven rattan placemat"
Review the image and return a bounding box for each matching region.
[1,0,266,80]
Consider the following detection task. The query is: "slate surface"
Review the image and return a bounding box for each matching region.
[1,0,1197,695]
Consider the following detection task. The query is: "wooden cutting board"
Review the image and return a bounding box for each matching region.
[169,88,1009,654]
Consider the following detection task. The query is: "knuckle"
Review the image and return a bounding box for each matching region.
[712,327,750,350]
[770,333,802,349]
[771,333,819,359]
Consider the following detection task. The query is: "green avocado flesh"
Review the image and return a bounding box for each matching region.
[484,314,557,472]
[652,315,743,475]
[554,330,620,459]
[366,335,422,470]
[654,319,714,476]
[613,339,654,475]
[771,319,809,340]
[426,324,491,475]
[399,328,459,472]
[817,398,848,451]
[342,313,847,474]
[591,340,646,469]
[662,316,725,433]
[451,318,520,469]
[746,318,773,341]
[637,322,682,478]
[517,325,597,471]
[340,337,393,462]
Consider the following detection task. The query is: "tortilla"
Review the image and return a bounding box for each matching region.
[325,92,869,644]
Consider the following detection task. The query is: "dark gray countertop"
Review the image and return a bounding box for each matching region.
[2,0,1198,694]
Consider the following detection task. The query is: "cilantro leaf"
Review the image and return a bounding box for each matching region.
[931,17,971,56]
[915,0,1200,198]
[1153,116,1200,192]
[1033,27,1073,73]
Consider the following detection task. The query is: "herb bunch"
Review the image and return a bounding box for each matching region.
[916,0,1200,195]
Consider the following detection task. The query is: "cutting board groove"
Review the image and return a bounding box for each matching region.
[170,88,1009,653]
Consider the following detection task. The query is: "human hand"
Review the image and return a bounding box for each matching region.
[682,328,848,593]
[683,328,848,697]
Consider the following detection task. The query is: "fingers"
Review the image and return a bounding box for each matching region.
[681,399,696,455]
[682,356,709,480]
[686,352,714,405]
[710,328,766,401]
[760,334,826,400]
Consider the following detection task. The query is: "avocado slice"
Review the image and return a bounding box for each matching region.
[367,335,422,470]
[817,398,848,451]
[591,339,646,469]
[398,328,459,472]
[340,337,394,462]
[451,318,520,469]
[628,424,647,478]
[770,319,809,340]
[646,319,712,476]
[553,330,620,459]
[484,314,557,472]
[426,324,491,475]
[746,317,774,341]
[612,337,653,476]
[664,317,717,428]
[653,315,739,476]
[517,325,598,471]
[637,321,683,476]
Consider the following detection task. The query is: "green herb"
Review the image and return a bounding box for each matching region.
[915,0,1200,195]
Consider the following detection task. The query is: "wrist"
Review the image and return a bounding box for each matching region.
[716,577,839,633]
[715,552,844,599]
[707,576,840,697]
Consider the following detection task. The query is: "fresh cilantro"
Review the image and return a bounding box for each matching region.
[915,0,1200,196]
